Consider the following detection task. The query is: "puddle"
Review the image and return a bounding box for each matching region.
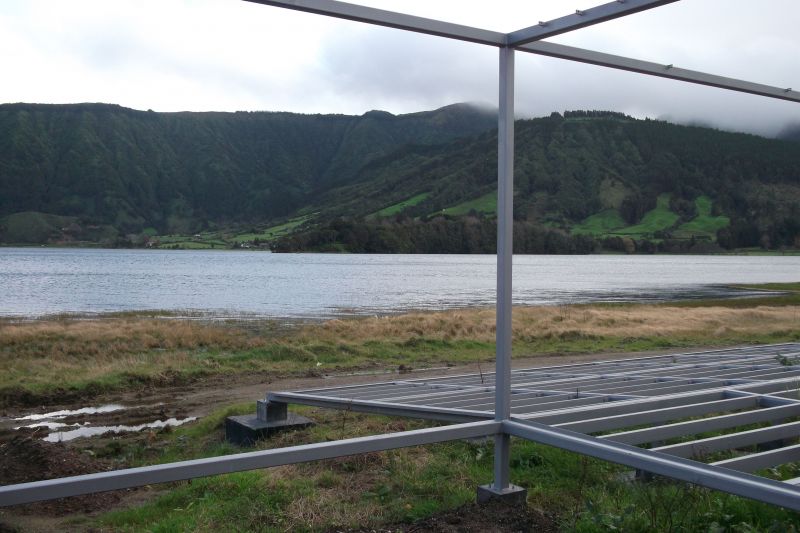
[14,404,127,421]
[7,403,197,442]
[14,421,76,430]
[40,417,197,442]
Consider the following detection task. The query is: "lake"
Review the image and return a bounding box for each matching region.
[0,248,798,320]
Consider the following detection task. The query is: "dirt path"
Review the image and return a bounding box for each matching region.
[5,345,712,424]
[125,346,714,417]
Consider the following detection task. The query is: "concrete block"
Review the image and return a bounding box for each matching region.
[476,484,527,505]
[225,412,313,446]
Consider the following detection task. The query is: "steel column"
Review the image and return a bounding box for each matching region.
[492,45,515,492]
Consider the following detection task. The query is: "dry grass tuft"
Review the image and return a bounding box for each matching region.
[3,303,798,397]
[298,304,800,344]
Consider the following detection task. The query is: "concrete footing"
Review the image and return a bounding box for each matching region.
[225,412,313,446]
[476,484,528,505]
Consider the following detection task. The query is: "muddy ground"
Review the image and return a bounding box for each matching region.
[330,499,559,532]
[0,347,704,532]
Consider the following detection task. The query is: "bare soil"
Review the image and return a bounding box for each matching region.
[0,432,131,516]
[329,499,558,532]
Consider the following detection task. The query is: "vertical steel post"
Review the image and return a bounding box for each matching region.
[493,45,514,491]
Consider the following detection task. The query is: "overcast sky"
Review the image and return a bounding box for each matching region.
[2,0,799,136]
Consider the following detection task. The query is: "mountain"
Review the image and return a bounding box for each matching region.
[778,123,800,142]
[1,105,798,253]
[279,110,800,253]
[0,102,495,242]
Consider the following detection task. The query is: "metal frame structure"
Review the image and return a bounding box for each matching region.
[264,343,800,507]
[3,0,800,512]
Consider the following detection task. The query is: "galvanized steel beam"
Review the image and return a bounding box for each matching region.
[654,420,800,459]
[503,418,800,511]
[0,420,501,506]
[268,391,492,423]
[603,403,800,445]
[507,0,678,46]
[555,396,758,433]
[517,41,800,103]
[712,443,800,473]
[242,0,505,45]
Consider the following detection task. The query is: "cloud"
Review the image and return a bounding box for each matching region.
[0,0,798,135]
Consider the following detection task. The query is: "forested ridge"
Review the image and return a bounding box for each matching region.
[0,102,494,243]
[1,104,799,253]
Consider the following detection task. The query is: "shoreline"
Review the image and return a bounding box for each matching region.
[3,242,800,255]
[0,283,785,325]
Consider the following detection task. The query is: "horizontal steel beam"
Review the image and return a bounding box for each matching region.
[604,402,800,445]
[517,40,800,103]
[555,396,758,433]
[0,420,500,506]
[712,443,800,473]
[268,391,492,423]
[654,420,800,459]
[523,390,730,425]
[242,0,505,45]
[503,418,800,511]
[507,0,678,46]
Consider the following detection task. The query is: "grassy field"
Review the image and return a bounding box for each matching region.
[229,215,313,244]
[149,215,313,249]
[371,192,429,217]
[673,195,730,240]
[572,194,731,243]
[612,193,678,238]
[439,191,497,216]
[571,209,627,236]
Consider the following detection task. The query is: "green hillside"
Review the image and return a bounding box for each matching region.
[0,102,495,245]
[280,111,799,253]
[612,194,679,239]
[440,192,497,216]
[572,210,627,236]
[673,196,731,240]
[1,105,799,253]
[372,193,429,217]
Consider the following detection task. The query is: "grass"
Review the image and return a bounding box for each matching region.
[3,284,800,405]
[230,215,313,244]
[149,215,313,249]
[438,191,496,216]
[88,404,800,532]
[572,209,627,236]
[371,192,429,217]
[573,195,731,243]
[612,193,679,238]
[673,195,730,239]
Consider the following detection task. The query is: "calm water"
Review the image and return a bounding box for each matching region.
[0,248,798,320]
